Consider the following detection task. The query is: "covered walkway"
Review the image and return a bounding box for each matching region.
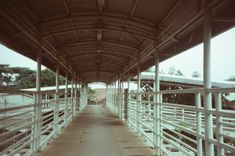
[1,1,235,156]
[40,105,155,156]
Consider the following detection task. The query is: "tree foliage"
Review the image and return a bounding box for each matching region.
[227,76,235,81]
[168,66,183,76]
[192,71,201,78]
[0,64,65,89]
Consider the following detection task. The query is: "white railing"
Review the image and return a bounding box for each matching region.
[0,89,81,156]
[107,87,235,156]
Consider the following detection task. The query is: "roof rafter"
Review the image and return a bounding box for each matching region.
[59,40,139,51]
[60,48,137,58]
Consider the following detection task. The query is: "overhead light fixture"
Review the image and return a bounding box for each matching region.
[97,50,101,53]
[96,58,101,63]
[97,30,103,41]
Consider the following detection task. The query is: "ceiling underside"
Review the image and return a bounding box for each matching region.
[0,0,235,83]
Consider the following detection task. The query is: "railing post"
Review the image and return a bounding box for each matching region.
[203,0,214,155]
[78,79,80,111]
[137,66,141,136]
[106,84,108,107]
[154,55,161,155]
[54,65,60,136]
[118,78,121,117]
[112,82,115,112]
[196,92,203,156]
[127,77,130,125]
[71,77,74,117]
[74,76,78,116]
[79,83,82,110]
[31,47,42,155]
[120,81,123,118]
[215,93,224,155]
[85,84,87,106]
[65,73,69,124]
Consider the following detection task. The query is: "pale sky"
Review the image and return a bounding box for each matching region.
[0,27,235,82]
[159,27,235,81]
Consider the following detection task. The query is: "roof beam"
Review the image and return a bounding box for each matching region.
[78,70,117,75]
[60,48,137,58]
[70,61,126,69]
[0,2,72,74]
[42,27,155,41]
[119,0,139,43]
[59,40,138,51]
[66,53,129,62]
[40,14,156,30]
[63,0,80,41]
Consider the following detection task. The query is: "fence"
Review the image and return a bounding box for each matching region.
[0,88,81,156]
[107,87,235,156]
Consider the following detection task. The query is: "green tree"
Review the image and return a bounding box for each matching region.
[227,76,235,81]
[0,64,13,87]
[175,69,183,76]
[192,71,201,78]
[41,69,65,87]
[12,67,36,88]
[168,66,183,76]
[0,64,66,89]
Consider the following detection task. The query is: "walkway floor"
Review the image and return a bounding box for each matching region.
[39,105,155,156]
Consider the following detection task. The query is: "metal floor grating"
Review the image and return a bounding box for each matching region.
[39,105,156,156]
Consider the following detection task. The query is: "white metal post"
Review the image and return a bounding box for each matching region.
[203,1,214,155]
[114,82,116,112]
[215,93,224,155]
[32,47,42,154]
[106,84,108,107]
[54,65,60,135]
[71,77,74,116]
[114,80,117,114]
[81,83,84,109]
[85,84,88,106]
[121,81,124,119]
[127,77,130,125]
[154,55,161,155]
[196,93,203,156]
[74,76,78,117]
[137,66,141,136]
[79,83,82,110]
[65,73,69,124]
[118,78,122,118]
[112,83,114,111]
[78,79,80,112]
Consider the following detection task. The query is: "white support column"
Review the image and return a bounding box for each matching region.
[74,76,78,117]
[215,93,224,155]
[65,73,69,124]
[71,77,74,116]
[85,84,88,106]
[118,77,122,118]
[137,66,141,136]
[203,1,214,155]
[114,80,117,114]
[121,81,124,119]
[112,83,115,111]
[106,84,108,107]
[78,79,80,112]
[79,83,83,110]
[127,77,130,125]
[32,47,42,154]
[54,65,60,135]
[154,55,161,155]
[196,93,203,156]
